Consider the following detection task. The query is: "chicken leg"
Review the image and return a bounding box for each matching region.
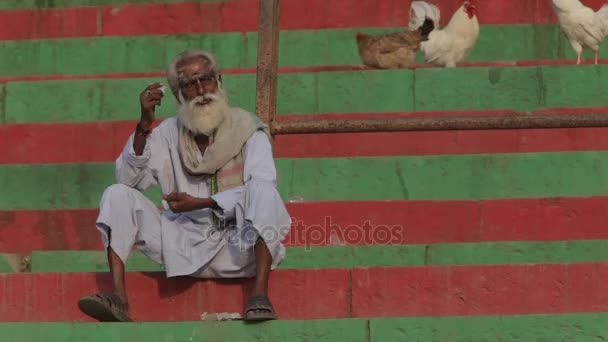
[572,42,583,65]
[595,51,599,65]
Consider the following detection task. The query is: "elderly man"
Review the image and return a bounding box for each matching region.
[78,49,291,322]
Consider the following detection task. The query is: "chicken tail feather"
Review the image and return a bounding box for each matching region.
[418,17,435,40]
[596,4,608,39]
[409,1,441,31]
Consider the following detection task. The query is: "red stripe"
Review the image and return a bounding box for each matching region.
[0,66,365,84]
[276,127,608,158]
[3,59,608,84]
[98,0,607,32]
[102,0,259,36]
[276,107,608,121]
[2,108,608,164]
[352,263,608,317]
[0,71,168,84]
[0,121,133,165]
[0,0,591,40]
[2,197,608,254]
[0,269,350,321]
[2,263,607,321]
[0,7,98,41]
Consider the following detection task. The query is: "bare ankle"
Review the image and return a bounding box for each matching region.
[114,292,129,305]
[251,286,267,297]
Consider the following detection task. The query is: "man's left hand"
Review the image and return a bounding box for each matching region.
[163,192,200,213]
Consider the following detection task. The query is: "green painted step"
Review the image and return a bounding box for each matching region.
[25,240,608,273]
[414,64,608,111]
[2,151,608,210]
[0,0,221,10]
[0,320,367,342]
[0,25,590,78]
[3,70,411,123]
[1,313,608,341]
[4,66,608,124]
[371,313,608,341]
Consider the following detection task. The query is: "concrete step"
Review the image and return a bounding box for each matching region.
[1,263,608,321]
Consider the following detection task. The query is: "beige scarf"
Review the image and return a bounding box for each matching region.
[178,107,268,193]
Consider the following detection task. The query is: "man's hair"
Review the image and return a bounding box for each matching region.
[166,49,220,98]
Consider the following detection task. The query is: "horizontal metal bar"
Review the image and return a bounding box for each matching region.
[271,114,608,135]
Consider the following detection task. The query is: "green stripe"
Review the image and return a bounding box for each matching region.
[5,65,607,123]
[0,163,160,210]
[0,0,222,10]
[278,152,608,202]
[0,320,367,342]
[2,151,608,210]
[0,25,592,78]
[27,240,608,273]
[0,83,5,123]
[1,314,607,341]
[415,65,608,111]
[3,70,411,123]
[370,313,608,341]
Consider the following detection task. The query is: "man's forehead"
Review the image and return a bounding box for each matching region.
[177,58,212,77]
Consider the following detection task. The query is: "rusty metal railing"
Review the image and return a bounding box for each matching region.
[270,113,608,134]
[254,0,608,135]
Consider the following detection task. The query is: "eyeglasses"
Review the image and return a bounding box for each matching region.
[179,75,218,93]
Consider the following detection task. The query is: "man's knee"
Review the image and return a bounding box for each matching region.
[100,183,139,205]
[244,179,276,196]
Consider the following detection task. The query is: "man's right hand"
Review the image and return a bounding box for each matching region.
[139,83,165,129]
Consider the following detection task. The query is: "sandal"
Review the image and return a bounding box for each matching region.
[243,294,278,321]
[78,293,133,322]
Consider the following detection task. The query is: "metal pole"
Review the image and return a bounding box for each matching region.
[254,0,281,129]
[271,114,608,135]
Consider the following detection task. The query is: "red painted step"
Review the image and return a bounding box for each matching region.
[3,108,608,164]
[2,263,608,321]
[0,7,98,41]
[0,269,349,321]
[352,263,608,317]
[2,197,608,254]
[2,0,597,41]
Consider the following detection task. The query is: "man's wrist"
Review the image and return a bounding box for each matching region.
[135,121,152,137]
[138,115,154,131]
[194,197,219,210]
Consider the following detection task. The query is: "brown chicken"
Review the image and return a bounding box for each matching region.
[356,17,434,69]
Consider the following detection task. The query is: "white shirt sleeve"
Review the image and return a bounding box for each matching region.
[115,125,167,191]
[243,130,277,184]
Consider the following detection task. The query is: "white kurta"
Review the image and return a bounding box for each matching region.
[96,115,291,278]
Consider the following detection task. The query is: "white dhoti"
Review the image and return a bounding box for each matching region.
[97,178,290,279]
[98,115,291,278]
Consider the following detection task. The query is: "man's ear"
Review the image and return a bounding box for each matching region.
[218,74,223,83]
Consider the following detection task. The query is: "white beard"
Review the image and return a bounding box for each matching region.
[178,86,230,136]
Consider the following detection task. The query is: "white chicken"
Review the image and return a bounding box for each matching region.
[552,0,608,65]
[408,0,480,68]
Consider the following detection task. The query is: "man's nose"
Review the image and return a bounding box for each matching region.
[195,80,207,96]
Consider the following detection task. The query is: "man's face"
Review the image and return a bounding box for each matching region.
[175,56,230,136]
[177,58,219,104]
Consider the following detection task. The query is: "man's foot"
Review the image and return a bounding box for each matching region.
[243,294,278,322]
[78,293,133,322]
